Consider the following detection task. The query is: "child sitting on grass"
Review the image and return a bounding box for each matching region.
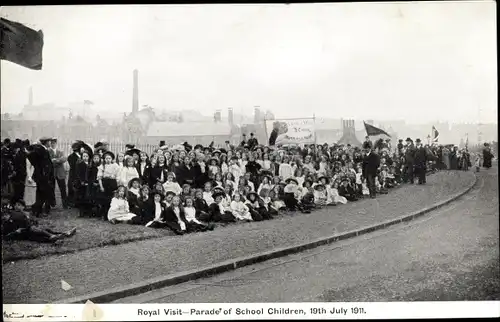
[145,192,167,228]
[230,193,253,222]
[203,181,215,205]
[2,200,77,244]
[313,183,328,208]
[183,196,215,231]
[108,185,140,224]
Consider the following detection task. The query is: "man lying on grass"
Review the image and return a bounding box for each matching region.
[2,200,77,244]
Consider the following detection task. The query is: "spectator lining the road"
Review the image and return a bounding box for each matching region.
[1,134,487,243]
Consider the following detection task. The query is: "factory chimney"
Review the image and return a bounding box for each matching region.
[228,108,234,125]
[132,69,139,114]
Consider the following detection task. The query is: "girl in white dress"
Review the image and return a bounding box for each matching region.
[118,156,140,187]
[162,172,182,196]
[108,185,138,224]
[330,180,348,205]
[229,156,243,185]
[230,193,253,221]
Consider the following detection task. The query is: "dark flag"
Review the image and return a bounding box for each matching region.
[268,128,278,146]
[0,17,44,70]
[432,126,439,142]
[363,121,391,137]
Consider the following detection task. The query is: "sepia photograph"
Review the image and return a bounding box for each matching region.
[1,1,498,320]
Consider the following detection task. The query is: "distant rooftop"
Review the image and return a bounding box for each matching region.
[146,121,232,137]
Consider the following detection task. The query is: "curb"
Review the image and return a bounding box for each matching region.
[58,173,478,304]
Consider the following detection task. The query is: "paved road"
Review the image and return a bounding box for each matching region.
[116,167,499,303]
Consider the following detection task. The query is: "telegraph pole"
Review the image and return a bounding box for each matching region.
[477,102,483,149]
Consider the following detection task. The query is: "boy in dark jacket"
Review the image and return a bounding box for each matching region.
[2,200,76,243]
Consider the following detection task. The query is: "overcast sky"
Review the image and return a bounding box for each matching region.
[0,2,496,124]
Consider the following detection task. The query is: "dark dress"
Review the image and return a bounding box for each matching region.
[246,198,272,221]
[137,197,154,224]
[483,148,493,168]
[75,160,92,215]
[208,202,237,223]
[150,164,168,187]
[136,162,152,187]
[67,151,80,205]
[162,206,189,234]
[127,190,141,215]
[194,197,211,222]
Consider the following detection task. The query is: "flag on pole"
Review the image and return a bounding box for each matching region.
[0,17,44,70]
[363,121,391,137]
[432,126,439,142]
[83,100,94,105]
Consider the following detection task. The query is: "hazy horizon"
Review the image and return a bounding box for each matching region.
[0,2,497,124]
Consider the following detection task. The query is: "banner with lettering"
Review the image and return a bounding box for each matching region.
[265,118,316,145]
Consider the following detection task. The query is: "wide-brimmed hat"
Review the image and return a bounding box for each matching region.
[415,138,421,143]
[71,140,84,151]
[212,191,226,200]
[260,169,273,177]
[211,186,225,193]
[193,144,204,151]
[246,191,259,200]
[39,136,52,144]
[317,176,330,184]
[94,142,104,149]
[125,144,135,149]
[406,137,412,142]
[128,178,141,188]
[165,190,176,197]
[212,149,221,155]
[313,183,325,190]
[102,151,115,160]
[285,177,298,185]
[125,148,141,157]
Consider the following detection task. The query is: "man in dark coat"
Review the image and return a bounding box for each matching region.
[67,141,82,207]
[397,139,404,154]
[11,139,27,205]
[247,133,259,150]
[363,136,373,150]
[362,147,380,198]
[413,139,428,184]
[483,143,493,169]
[404,138,416,184]
[27,137,56,217]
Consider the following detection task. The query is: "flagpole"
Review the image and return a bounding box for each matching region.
[263,115,269,146]
[313,113,317,146]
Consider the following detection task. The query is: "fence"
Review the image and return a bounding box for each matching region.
[57,140,160,157]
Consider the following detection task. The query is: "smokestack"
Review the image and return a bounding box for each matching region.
[28,87,33,106]
[132,69,139,114]
[228,108,234,125]
[254,107,260,124]
[214,110,221,123]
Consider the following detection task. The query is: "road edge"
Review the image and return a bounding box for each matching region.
[58,172,478,304]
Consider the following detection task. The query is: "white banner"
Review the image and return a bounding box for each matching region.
[265,118,315,145]
[3,302,499,321]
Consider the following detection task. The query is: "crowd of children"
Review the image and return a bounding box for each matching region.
[61,139,423,236]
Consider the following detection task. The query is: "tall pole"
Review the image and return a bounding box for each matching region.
[132,69,139,114]
[313,113,317,146]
